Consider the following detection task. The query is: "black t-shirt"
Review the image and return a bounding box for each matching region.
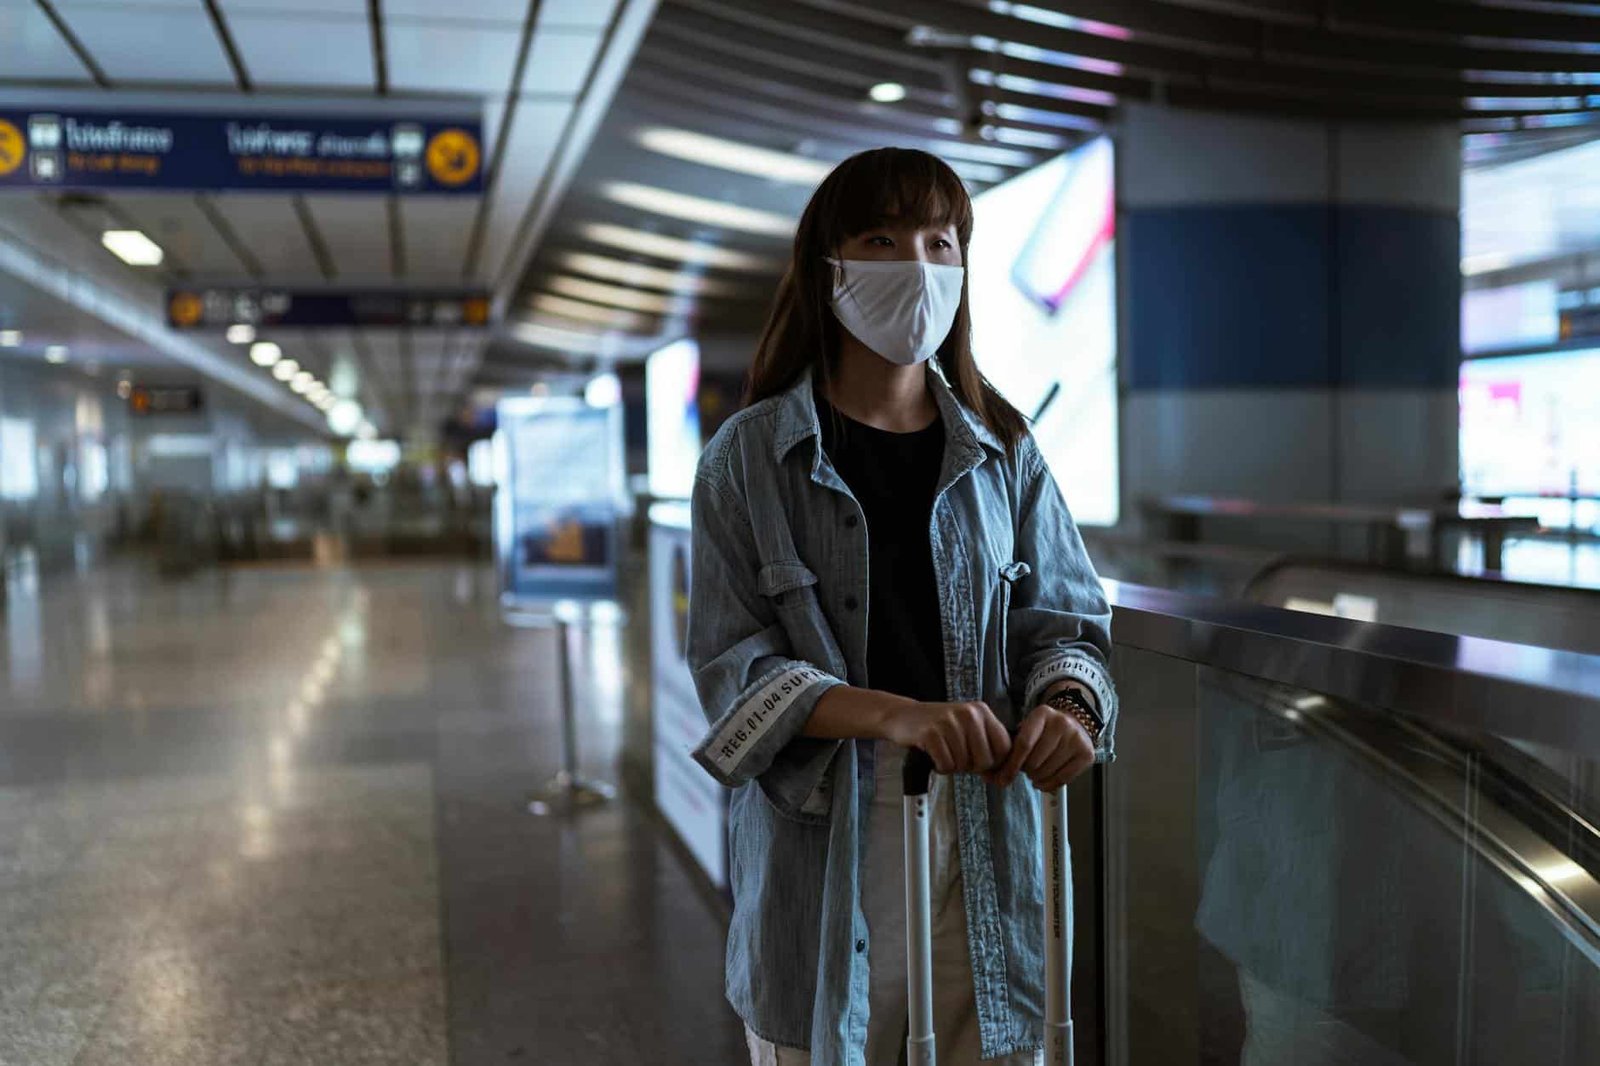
[817,390,947,703]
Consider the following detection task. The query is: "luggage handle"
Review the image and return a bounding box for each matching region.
[901,746,1074,1066]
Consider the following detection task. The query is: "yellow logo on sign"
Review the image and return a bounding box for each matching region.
[0,120,25,178]
[425,128,480,187]
[168,291,203,328]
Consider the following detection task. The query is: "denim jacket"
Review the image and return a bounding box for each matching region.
[687,367,1117,1063]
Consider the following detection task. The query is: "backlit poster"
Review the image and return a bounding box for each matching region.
[494,396,625,604]
[968,136,1119,526]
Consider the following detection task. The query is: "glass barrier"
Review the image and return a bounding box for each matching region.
[1092,586,1600,1066]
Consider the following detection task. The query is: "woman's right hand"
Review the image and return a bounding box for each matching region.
[879,700,1012,775]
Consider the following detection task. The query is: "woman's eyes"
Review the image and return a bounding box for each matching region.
[931,238,953,249]
[863,235,954,249]
[867,235,894,247]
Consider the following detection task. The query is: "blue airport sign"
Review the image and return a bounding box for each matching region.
[0,108,482,194]
[166,287,492,330]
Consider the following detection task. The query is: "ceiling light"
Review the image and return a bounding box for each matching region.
[100,229,165,266]
[290,372,314,394]
[250,341,282,367]
[45,345,68,364]
[272,358,300,382]
[356,421,377,440]
[0,330,20,347]
[226,324,256,344]
[558,252,748,297]
[327,400,363,436]
[315,394,337,411]
[585,372,622,408]
[600,182,794,238]
[548,276,694,316]
[529,294,653,330]
[511,320,631,356]
[635,127,833,185]
[869,82,908,103]
[578,222,781,271]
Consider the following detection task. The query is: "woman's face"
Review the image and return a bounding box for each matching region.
[837,221,963,267]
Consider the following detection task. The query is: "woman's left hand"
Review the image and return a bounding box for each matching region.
[987,689,1096,791]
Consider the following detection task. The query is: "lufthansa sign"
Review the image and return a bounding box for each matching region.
[0,108,483,194]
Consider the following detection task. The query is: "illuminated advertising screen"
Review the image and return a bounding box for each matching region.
[1460,348,1600,498]
[968,136,1119,526]
[645,338,701,500]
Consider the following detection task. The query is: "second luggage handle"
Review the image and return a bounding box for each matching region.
[900,747,1074,1066]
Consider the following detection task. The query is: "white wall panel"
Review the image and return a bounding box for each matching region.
[54,4,236,84]
[0,4,95,81]
[398,197,477,282]
[228,11,375,88]
[478,101,569,281]
[385,19,520,94]
[524,28,602,95]
[209,195,321,278]
[301,195,391,282]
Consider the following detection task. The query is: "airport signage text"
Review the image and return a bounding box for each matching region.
[0,108,482,194]
[166,287,492,330]
[127,385,204,416]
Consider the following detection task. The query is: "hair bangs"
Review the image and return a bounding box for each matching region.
[827,148,973,246]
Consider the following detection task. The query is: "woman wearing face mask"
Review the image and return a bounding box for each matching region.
[687,147,1116,1065]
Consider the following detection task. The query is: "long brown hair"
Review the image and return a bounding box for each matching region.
[743,147,1028,453]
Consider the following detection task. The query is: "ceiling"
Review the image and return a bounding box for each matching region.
[490,0,1600,383]
[3,1,1600,424]
[0,0,651,438]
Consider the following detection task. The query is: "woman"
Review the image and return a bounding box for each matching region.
[688,147,1117,1065]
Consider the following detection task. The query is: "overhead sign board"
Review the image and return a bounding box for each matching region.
[166,287,492,330]
[127,385,204,416]
[0,108,482,194]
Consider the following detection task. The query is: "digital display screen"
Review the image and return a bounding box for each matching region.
[1460,348,1600,498]
[968,136,1119,527]
[645,338,701,500]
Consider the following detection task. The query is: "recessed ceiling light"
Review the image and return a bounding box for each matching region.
[250,341,282,367]
[272,359,299,382]
[577,223,780,272]
[0,330,21,347]
[511,320,633,355]
[326,400,363,436]
[529,294,653,331]
[226,324,256,344]
[557,252,749,297]
[635,127,833,185]
[547,276,694,316]
[100,229,165,266]
[356,421,377,440]
[869,82,908,103]
[290,372,314,394]
[599,182,794,238]
[45,345,68,364]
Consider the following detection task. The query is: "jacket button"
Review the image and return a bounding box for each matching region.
[844,595,859,610]
[855,939,866,953]
[844,513,859,528]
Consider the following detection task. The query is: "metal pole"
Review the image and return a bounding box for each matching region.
[557,616,579,782]
[1043,785,1074,1066]
[904,748,936,1066]
[526,605,616,816]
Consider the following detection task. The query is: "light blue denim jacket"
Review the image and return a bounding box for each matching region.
[687,367,1117,1063]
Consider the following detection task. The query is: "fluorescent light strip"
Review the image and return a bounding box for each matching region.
[578,222,781,271]
[529,294,654,331]
[547,275,694,315]
[600,182,794,238]
[558,251,749,297]
[635,127,833,186]
[511,320,629,355]
[100,229,164,266]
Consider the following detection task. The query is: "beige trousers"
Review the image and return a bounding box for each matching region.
[746,743,1041,1066]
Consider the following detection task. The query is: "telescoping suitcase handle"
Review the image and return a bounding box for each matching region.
[901,748,1074,1066]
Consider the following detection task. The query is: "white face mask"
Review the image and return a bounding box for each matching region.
[826,257,965,367]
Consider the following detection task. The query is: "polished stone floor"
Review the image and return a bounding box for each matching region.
[0,560,742,1065]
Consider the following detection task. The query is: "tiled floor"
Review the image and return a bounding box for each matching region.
[0,560,743,1065]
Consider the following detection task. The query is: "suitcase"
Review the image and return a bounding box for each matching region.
[901,749,1074,1066]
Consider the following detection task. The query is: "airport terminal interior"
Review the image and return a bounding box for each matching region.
[2,1,1600,1064]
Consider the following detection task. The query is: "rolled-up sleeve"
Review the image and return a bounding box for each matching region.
[686,464,844,805]
[1009,438,1119,762]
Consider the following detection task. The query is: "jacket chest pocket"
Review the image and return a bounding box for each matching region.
[759,560,846,678]
[992,560,1032,698]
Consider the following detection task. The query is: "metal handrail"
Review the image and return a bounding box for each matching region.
[1106,580,1600,757]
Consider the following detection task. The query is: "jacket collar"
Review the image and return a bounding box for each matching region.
[771,364,1004,464]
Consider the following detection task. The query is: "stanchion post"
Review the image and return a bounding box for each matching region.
[526,605,616,816]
